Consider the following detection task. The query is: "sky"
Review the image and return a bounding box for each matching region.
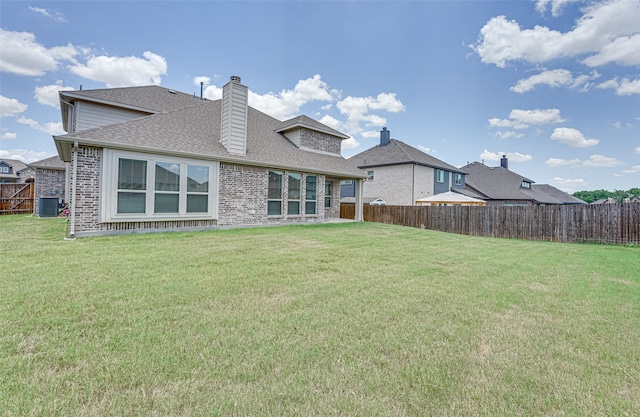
[1,0,638,193]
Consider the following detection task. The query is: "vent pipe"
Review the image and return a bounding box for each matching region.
[200,81,204,100]
[380,127,390,147]
[500,155,508,169]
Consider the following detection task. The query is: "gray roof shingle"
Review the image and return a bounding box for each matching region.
[347,139,467,174]
[533,184,587,204]
[462,162,562,204]
[28,156,66,170]
[54,97,366,178]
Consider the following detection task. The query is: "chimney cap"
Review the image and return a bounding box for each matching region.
[230,75,241,83]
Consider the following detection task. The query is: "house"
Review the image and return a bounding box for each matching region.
[341,128,468,205]
[459,156,586,206]
[28,156,68,216]
[0,159,34,184]
[52,76,366,237]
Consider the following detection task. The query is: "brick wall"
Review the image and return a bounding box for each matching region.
[34,168,65,215]
[69,152,330,236]
[218,162,326,226]
[299,128,342,154]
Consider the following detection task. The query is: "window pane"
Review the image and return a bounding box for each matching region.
[288,173,301,200]
[305,175,317,200]
[117,192,145,213]
[188,165,209,192]
[268,171,282,199]
[155,162,180,192]
[288,201,300,215]
[187,194,208,212]
[268,200,281,216]
[154,193,179,213]
[305,201,316,215]
[118,159,147,190]
[325,183,332,208]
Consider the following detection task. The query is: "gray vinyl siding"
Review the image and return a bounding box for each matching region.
[75,101,148,132]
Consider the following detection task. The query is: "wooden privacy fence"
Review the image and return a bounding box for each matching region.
[341,203,640,245]
[0,183,34,215]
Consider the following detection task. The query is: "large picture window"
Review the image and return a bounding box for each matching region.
[305,175,317,215]
[102,150,218,222]
[268,170,283,216]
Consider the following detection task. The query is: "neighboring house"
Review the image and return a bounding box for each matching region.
[415,191,486,206]
[460,156,586,206]
[53,76,366,237]
[0,159,34,183]
[341,128,468,205]
[28,156,68,216]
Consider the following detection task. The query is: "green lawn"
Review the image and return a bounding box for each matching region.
[1,215,639,416]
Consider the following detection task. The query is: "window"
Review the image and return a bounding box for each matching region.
[288,172,301,215]
[367,171,374,180]
[340,180,353,186]
[454,173,462,186]
[521,181,531,189]
[325,182,332,208]
[268,170,283,216]
[0,165,9,174]
[436,169,445,183]
[102,150,217,221]
[117,158,147,213]
[305,175,317,215]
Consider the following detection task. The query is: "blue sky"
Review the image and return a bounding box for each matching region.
[1,0,638,192]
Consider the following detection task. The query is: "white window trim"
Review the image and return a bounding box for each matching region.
[101,149,218,222]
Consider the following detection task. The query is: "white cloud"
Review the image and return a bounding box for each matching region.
[248,74,340,120]
[28,6,66,23]
[583,34,640,67]
[489,108,564,130]
[510,69,600,93]
[69,51,168,88]
[620,165,640,174]
[550,176,587,187]
[635,146,640,155]
[34,82,75,109]
[583,154,624,167]
[0,29,77,76]
[16,117,65,135]
[480,149,532,163]
[472,1,640,68]
[496,131,524,139]
[550,127,599,147]
[535,0,580,17]
[341,137,360,150]
[0,148,52,163]
[2,131,17,140]
[0,95,28,117]
[596,77,640,95]
[335,92,405,136]
[546,155,623,168]
[418,145,435,154]
[545,158,583,167]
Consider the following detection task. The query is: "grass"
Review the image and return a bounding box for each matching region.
[1,214,639,416]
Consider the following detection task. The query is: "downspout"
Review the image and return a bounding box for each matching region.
[69,141,78,238]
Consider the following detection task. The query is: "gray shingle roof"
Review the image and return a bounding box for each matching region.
[28,156,66,170]
[54,98,366,179]
[276,115,349,139]
[61,85,201,113]
[347,139,467,173]
[462,162,562,204]
[533,184,587,204]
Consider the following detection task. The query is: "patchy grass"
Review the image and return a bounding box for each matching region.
[1,214,639,416]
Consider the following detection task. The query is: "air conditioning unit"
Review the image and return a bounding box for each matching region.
[39,197,59,217]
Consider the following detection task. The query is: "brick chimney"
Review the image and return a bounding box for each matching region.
[220,76,248,155]
[380,127,390,147]
[500,155,508,169]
